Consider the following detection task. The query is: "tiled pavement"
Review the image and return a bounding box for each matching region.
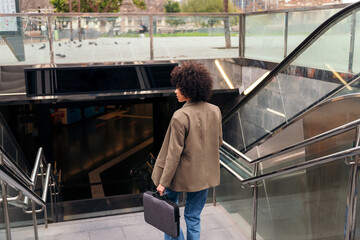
[9,203,248,240]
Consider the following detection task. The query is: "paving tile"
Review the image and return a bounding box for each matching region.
[54,231,90,240]
[122,224,163,240]
[89,227,126,240]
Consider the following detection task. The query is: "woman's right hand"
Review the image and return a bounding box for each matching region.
[157,184,165,196]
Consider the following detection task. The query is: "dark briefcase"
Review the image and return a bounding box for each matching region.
[143,191,180,238]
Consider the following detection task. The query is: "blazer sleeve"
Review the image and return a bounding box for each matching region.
[159,117,186,188]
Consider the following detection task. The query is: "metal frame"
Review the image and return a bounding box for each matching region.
[24,148,60,224]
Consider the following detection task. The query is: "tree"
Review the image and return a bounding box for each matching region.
[51,0,146,40]
[164,1,181,13]
[164,1,184,28]
[181,0,235,13]
[51,0,146,13]
[181,0,235,47]
[223,0,231,48]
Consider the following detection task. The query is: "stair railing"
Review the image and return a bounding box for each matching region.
[219,118,360,240]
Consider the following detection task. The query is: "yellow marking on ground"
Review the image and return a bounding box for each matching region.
[96,110,127,120]
[119,114,153,119]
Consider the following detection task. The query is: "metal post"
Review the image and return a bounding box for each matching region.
[348,12,356,73]
[32,200,39,240]
[212,187,216,206]
[149,16,154,60]
[284,12,289,59]
[239,14,245,58]
[251,163,259,240]
[40,160,44,191]
[69,0,73,41]
[47,15,55,65]
[49,180,54,223]
[1,180,11,240]
[77,0,82,42]
[345,126,360,240]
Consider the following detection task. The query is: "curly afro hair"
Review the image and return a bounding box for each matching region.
[170,62,213,102]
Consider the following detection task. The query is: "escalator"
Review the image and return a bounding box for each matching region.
[218,2,360,240]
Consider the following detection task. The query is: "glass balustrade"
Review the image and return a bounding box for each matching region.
[351,11,360,73]
[0,4,347,66]
[287,9,340,54]
[256,158,348,240]
[224,5,359,153]
[245,13,286,62]
[216,167,254,239]
[356,186,360,239]
[51,16,151,63]
[153,15,239,60]
[0,198,5,239]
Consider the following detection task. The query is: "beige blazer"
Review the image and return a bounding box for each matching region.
[151,101,223,192]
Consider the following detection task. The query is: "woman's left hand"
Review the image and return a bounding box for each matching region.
[157,184,165,196]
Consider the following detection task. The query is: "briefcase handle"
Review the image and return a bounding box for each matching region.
[153,191,169,200]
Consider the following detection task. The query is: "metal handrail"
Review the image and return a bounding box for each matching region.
[222,141,252,163]
[242,146,360,184]
[0,163,45,207]
[250,118,360,164]
[221,117,360,184]
[24,148,60,217]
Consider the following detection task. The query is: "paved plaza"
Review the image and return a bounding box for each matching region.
[0,36,240,65]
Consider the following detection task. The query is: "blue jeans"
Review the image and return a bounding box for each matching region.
[164,188,208,240]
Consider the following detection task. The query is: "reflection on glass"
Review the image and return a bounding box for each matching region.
[0,199,4,238]
[153,16,239,60]
[257,159,348,239]
[352,12,360,73]
[0,116,31,176]
[220,147,254,179]
[287,9,340,54]
[216,168,253,239]
[225,9,358,153]
[52,16,150,63]
[294,17,351,72]
[245,13,285,62]
[0,16,51,65]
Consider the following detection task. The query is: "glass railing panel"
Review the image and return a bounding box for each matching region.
[355,181,360,239]
[220,148,254,180]
[0,116,31,177]
[52,16,151,64]
[245,13,285,62]
[287,9,340,54]
[0,16,51,65]
[223,111,245,151]
[293,16,352,72]
[277,66,341,122]
[227,76,285,151]
[216,167,253,239]
[351,12,360,73]
[0,191,5,239]
[227,7,358,153]
[256,128,355,177]
[153,16,239,60]
[257,158,348,239]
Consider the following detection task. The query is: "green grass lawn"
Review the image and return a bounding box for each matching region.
[104,32,238,38]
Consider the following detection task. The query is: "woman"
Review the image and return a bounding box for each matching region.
[151,62,223,240]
